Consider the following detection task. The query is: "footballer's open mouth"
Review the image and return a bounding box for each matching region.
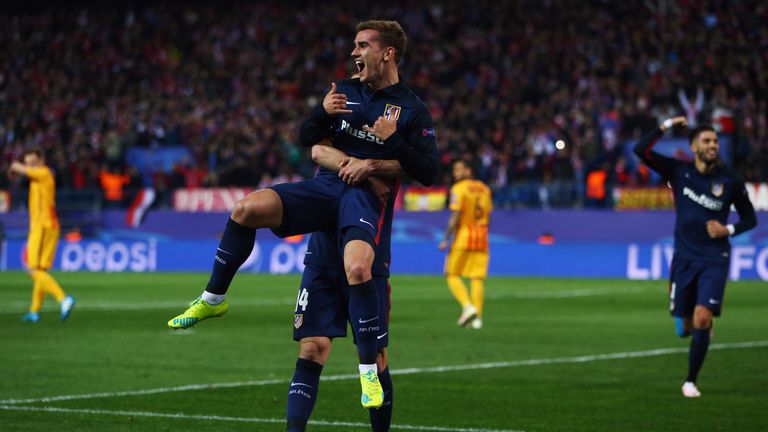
[354,59,365,74]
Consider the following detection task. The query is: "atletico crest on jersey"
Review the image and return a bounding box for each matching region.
[294,314,303,329]
[711,182,724,197]
[384,104,401,120]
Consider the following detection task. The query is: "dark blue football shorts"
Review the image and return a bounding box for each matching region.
[269,176,343,238]
[270,176,384,245]
[669,257,729,317]
[292,264,390,348]
[338,185,386,245]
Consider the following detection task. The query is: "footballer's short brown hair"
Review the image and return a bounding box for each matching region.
[356,20,407,63]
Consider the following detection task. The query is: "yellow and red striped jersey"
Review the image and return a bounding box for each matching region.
[449,179,492,251]
[26,166,59,230]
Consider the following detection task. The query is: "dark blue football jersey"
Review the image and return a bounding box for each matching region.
[299,78,438,187]
[298,78,438,275]
[634,128,757,262]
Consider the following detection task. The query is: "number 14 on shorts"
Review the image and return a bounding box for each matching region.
[296,288,309,312]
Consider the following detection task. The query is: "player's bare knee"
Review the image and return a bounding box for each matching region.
[693,306,713,329]
[344,261,371,284]
[298,337,331,365]
[693,315,712,330]
[231,199,249,223]
[231,190,282,228]
[342,239,374,283]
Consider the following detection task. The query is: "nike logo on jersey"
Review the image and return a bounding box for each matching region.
[359,218,374,229]
[377,331,388,340]
[290,382,313,388]
[359,315,379,324]
[708,298,721,305]
[217,248,231,255]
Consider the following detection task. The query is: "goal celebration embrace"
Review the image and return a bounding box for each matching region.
[1,3,766,432]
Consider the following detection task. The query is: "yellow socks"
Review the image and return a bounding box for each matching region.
[30,275,45,313]
[447,275,472,308]
[29,270,66,312]
[470,279,485,317]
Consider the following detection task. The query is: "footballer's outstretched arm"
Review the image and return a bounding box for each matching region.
[633,116,686,179]
[8,161,28,177]
[8,161,46,180]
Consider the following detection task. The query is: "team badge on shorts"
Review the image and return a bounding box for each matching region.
[294,314,303,329]
[711,182,723,197]
[384,104,401,120]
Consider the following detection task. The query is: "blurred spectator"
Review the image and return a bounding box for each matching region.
[0,0,766,211]
[586,163,609,208]
[99,166,130,207]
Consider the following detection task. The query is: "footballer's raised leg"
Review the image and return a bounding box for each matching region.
[168,189,281,329]
[169,178,341,329]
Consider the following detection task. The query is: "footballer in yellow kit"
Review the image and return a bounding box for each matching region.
[439,159,492,329]
[8,149,75,323]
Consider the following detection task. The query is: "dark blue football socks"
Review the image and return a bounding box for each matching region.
[370,367,393,431]
[206,218,255,295]
[686,327,710,383]
[287,358,323,432]
[349,280,380,365]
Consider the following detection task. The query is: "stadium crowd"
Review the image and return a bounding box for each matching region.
[1,0,767,208]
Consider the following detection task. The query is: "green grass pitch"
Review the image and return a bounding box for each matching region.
[0,272,766,431]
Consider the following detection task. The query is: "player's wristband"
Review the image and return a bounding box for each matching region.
[726,224,735,236]
[662,119,673,129]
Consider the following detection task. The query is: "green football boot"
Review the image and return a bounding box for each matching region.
[167,297,228,329]
[359,370,384,409]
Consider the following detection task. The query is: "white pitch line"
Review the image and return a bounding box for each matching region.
[0,405,524,432]
[0,377,290,405]
[2,340,766,406]
[0,298,296,314]
[0,287,648,315]
[491,286,644,299]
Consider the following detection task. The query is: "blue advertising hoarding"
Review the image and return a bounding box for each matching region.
[2,209,767,280]
[3,234,767,281]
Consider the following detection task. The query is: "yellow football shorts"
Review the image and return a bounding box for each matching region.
[444,249,489,279]
[27,227,60,270]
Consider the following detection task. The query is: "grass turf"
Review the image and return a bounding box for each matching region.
[0,272,766,431]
